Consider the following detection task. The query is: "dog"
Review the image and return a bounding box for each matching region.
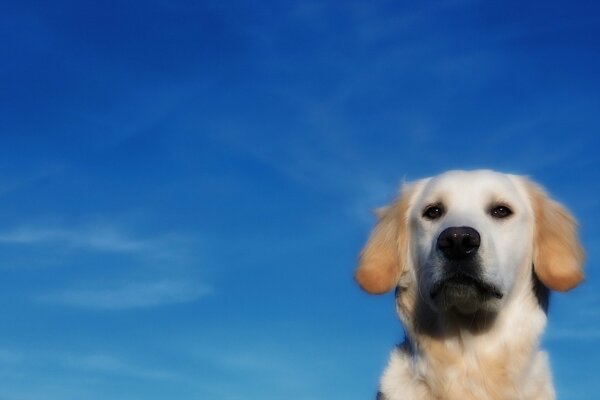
[355,170,584,400]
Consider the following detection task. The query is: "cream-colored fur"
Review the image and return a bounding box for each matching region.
[355,170,584,400]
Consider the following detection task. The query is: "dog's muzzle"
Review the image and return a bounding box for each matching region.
[430,226,503,313]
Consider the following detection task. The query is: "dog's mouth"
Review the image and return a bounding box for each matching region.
[430,272,503,301]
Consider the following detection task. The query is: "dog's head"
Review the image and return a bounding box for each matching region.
[355,170,584,317]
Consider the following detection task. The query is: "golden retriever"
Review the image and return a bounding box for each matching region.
[355,170,584,400]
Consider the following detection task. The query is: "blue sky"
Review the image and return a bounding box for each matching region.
[1,1,599,399]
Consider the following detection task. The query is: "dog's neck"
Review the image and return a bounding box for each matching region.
[392,276,552,399]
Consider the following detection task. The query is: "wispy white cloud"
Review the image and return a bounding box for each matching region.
[0,225,158,254]
[0,222,213,309]
[545,328,600,341]
[182,320,373,400]
[0,348,23,364]
[0,165,65,197]
[0,222,202,271]
[197,347,324,399]
[0,348,178,382]
[63,353,177,381]
[37,280,211,310]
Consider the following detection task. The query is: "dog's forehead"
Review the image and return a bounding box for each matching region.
[419,170,523,204]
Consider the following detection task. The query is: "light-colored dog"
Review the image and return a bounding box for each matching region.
[355,170,584,400]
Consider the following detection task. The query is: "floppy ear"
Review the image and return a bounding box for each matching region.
[354,185,414,294]
[526,180,585,291]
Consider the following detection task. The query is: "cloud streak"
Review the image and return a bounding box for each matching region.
[0,348,178,382]
[37,280,211,309]
[0,222,203,270]
[64,353,177,381]
[0,225,158,254]
[0,222,212,309]
[545,328,600,341]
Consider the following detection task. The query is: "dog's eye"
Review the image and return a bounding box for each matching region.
[423,204,445,220]
[490,205,513,219]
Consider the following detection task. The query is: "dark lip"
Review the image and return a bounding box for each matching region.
[430,272,503,300]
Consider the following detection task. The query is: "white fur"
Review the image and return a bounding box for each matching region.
[412,171,533,315]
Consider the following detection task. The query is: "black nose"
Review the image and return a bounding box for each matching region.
[437,227,481,260]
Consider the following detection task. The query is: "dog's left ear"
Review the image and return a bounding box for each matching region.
[354,184,414,295]
[525,180,585,291]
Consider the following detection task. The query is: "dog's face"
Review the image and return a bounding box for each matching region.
[355,170,584,317]
[411,171,533,314]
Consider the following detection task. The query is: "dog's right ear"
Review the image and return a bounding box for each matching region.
[354,184,414,294]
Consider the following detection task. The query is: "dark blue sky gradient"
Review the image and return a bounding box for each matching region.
[1,1,599,399]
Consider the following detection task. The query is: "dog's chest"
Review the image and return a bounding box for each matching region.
[379,337,553,400]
